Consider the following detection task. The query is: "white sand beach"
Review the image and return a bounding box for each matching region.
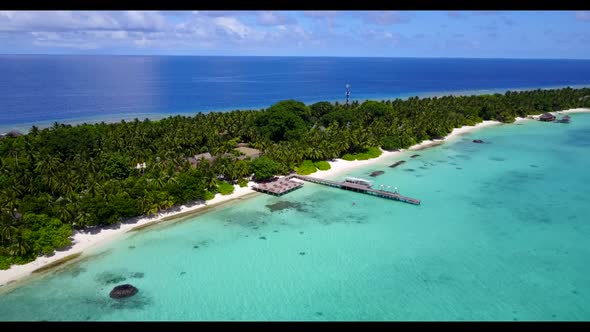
[515,107,590,123]
[1,109,588,287]
[312,120,502,180]
[558,107,590,114]
[0,183,257,287]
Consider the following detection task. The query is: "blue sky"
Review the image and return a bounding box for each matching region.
[0,11,589,58]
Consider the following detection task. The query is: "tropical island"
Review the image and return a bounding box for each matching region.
[1,86,589,270]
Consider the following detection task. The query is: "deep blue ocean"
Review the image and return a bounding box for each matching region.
[1,55,590,132]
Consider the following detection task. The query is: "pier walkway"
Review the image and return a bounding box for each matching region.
[288,175,421,205]
[252,174,421,205]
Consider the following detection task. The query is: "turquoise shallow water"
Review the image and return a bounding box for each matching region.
[1,114,590,321]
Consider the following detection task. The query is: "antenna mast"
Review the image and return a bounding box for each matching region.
[345,83,351,105]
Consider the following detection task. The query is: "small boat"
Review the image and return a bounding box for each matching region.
[344,177,373,187]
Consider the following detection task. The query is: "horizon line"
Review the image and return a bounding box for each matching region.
[1,54,590,61]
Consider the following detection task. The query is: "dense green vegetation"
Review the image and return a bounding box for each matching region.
[1,87,589,268]
[314,161,331,171]
[342,147,383,161]
[237,178,248,188]
[294,160,318,175]
[216,181,235,196]
[250,156,280,180]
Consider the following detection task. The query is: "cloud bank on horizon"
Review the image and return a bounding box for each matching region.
[0,10,589,59]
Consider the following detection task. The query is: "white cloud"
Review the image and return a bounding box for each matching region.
[214,17,251,39]
[0,11,326,53]
[122,11,168,31]
[30,31,60,40]
[361,29,401,45]
[0,11,169,32]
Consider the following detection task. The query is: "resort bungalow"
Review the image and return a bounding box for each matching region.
[188,146,262,167]
[235,146,261,160]
[188,152,215,167]
[539,113,556,122]
[2,130,23,138]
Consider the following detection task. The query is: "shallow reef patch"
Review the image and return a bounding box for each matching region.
[265,200,307,213]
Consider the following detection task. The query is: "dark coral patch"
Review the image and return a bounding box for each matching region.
[266,200,306,213]
[389,160,406,168]
[369,170,385,177]
[109,284,138,299]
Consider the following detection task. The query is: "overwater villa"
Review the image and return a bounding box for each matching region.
[539,113,556,122]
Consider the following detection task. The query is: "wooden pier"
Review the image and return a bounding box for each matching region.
[252,176,304,196]
[288,175,421,205]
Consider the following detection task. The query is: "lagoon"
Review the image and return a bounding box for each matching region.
[1,113,589,321]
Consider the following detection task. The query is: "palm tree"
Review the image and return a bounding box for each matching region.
[9,234,29,257]
[0,221,17,243]
[53,199,73,222]
[147,203,159,217]
[74,211,92,228]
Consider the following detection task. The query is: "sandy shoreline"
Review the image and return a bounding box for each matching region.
[308,120,502,180]
[0,183,258,287]
[515,107,590,122]
[1,108,588,287]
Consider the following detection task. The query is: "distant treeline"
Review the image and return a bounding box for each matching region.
[1,87,589,268]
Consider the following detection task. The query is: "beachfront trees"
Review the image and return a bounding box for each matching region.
[254,103,308,142]
[250,156,280,180]
[310,101,334,122]
[21,214,72,256]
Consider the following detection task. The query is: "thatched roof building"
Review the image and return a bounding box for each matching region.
[4,130,23,138]
[235,146,261,160]
[188,152,214,167]
[187,146,261,167]
[539,113,556,122]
